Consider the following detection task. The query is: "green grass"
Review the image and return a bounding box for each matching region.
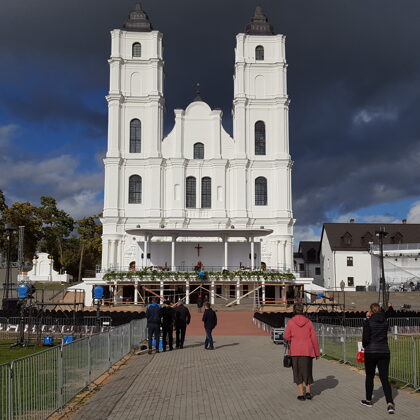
[35,282,68,291]
[0,340,49,364]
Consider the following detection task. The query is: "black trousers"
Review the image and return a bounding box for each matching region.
[175,321,187,348]
[147,322,160,350]
[162,324,174,350]
[364,353,393,404]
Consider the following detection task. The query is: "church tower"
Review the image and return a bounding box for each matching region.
[102,4,165,269]
[232,7,294,269]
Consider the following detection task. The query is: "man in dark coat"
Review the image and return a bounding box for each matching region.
[146,297,161,354]
[161,300,175,351]
[202,302,217,350]
[174,302,191,349]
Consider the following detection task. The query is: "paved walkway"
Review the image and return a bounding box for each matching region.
[74,335,419,420]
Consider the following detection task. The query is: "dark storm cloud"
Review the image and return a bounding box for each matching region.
[1,0,420,224]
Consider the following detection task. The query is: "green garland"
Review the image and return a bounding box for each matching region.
[102,268,295,282]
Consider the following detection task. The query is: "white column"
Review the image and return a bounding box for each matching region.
[285,240,292,272]
[171,236,176,271]
[110,240,116,269]
[262,279,266,304]
[116,240,122,271]
[224,237,228,270]
[186,280,190,305]
[236,279,240,305]
[113,281,117,305]
[210,280,215,304]
[160,281,164,303]
[134,280,138,304]
[250,239,255,270]
[143,236,148,268]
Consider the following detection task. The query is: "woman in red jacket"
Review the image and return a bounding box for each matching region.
[284,303,320,400]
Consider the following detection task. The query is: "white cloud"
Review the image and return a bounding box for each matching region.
[58,190,103,220]
[334,212,400,224]
[353,107,398,125]
[407,201,420,223]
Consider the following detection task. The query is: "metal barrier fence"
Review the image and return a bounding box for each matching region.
[315,317,420,332]
[6,316,113,327]
[0,318,147,420]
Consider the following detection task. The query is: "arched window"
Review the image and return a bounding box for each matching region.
[255,177,267,206]
[130,119,141,153]
[256,45,264,61]
[201,177,211,208]
[132,42,141,58]
[193,142,204,159]
[186,176,196,208]
[129,175,142,204]
[255,121,266,155]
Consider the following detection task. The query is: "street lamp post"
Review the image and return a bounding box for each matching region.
[2,223,17,310]
[375,227,388,309]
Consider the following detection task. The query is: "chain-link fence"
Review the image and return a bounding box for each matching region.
[0,318,147,420]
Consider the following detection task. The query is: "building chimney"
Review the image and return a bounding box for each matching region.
[402,219,407,224]
[349,219,355,223]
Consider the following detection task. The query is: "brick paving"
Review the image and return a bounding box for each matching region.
[74,333,419,419]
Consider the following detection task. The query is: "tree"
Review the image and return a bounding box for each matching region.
[0,190,8,261]
[75,214,102,282]
[2,201,42,261]
[37,196,74,269]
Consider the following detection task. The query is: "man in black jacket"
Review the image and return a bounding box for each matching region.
[174,302,191,349]
[161,300,175,351]
[146,297,162,354]
[202,302,217,350]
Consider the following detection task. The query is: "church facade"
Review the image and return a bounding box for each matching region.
[100,5,294,274]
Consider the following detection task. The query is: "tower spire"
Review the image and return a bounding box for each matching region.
[245,6,274,35]
[194,83,203,102]
[123,3,153,32]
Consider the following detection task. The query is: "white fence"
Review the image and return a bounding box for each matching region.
[0,318,147,420]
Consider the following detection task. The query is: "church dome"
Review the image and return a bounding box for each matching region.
[245,6,274,35]
[123,3,153,32]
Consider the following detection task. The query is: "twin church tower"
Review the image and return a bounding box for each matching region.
[101,4,294,272]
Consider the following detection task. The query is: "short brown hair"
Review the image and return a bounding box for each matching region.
[293,303,304,314]
[204,302,211,309]
[370,302,382,313]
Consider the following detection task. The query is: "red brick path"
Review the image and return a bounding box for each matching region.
[187,310,269,336]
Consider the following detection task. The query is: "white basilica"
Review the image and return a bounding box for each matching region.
[102,4,294,273]
[78,5,307,307]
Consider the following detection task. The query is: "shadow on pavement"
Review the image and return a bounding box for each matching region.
[312,375,339,395]
[214,343,240,349]
[372,386,398,403]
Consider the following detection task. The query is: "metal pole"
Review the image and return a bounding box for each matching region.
[3,225,15,308]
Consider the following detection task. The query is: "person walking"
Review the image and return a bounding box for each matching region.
[146,297,161,354]
[202,302,217,349]
[174,301,191,349]
[161,300,175,351]
[361,303,395,414]
[284,303,320,400]
[197,294,203,312]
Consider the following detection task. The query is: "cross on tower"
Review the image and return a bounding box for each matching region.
[195,243,203,257]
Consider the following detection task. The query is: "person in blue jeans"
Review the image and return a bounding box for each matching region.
[146,297,161,354]
[202,302,217,350]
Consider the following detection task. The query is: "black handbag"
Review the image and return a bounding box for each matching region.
[283,341,292,368]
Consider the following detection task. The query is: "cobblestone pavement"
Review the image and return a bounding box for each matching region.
[74,336,419,420]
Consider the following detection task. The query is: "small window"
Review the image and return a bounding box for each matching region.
[216,285,222,296]
[201,177,211,208]
[193,142,204,159]
[128,175,142,203]
[186,176,196,208]
[256,45,264,61]
[347,256,353,267]
[255,121,266,155]
[229,285,236,298]
[299,263,304,271]
[341,232,352,246]
[347,277,354,287]
[255,177,267,206]
[129,119,141,153]
[243,284,249,295]
[132,42,141,58]
[315,267,321,275]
